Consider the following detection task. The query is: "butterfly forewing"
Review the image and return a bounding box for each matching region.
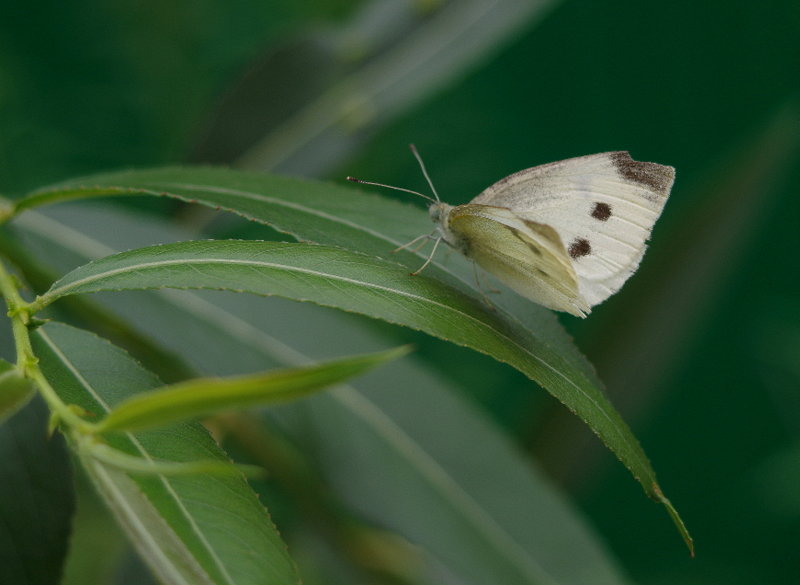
[471,151,674,307]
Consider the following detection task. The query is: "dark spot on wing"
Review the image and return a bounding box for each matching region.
[536,268,550,278]
[591,202,612,221]
[609,151,675,197]
[569,238,591,258]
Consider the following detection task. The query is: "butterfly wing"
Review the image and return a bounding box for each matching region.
[471,151,674,308]
[444,204,590,316]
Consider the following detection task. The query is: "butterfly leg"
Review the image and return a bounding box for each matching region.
[410,236,443,276]
[392,233,433,253]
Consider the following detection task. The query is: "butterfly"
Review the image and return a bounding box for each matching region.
[348,148,674,317]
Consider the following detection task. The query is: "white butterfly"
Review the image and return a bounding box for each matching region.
[349,149,674,317]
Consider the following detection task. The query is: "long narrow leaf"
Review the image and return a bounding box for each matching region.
[31,239,684,538]
[94,346,409,433]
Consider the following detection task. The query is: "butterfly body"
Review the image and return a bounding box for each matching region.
[428,151,674,317]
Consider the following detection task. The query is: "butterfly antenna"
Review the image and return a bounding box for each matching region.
[346,177,435,203]
[409,144,440,202]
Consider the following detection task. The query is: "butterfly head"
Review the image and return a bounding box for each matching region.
[428,202,450,224]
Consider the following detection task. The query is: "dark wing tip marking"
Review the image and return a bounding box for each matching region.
[569,238,591,258]
[591,202,612,221]
[610,151,675,197]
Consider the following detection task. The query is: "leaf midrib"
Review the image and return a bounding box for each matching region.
[148,181,410,246]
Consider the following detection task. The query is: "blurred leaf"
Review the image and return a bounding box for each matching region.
[268,356,634,585]
[226,0,561,175]
[0,396,74,585]
[60,472,129,585]
[94,345,410,433]
[0,1,360,193]
[0,357,35,424]
[31,322,300,585]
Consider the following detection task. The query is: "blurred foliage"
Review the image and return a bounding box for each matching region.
[1,0,798,583]
[0,0,360,193]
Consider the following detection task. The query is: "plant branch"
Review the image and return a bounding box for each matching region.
[0,258,90,431]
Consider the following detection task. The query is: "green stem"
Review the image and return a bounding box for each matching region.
[0,258,90,431]
[24,295,49,315]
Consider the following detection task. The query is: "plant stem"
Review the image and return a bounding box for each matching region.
[0,257,89,431]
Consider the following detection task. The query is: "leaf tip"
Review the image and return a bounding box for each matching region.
[653,482,694,556]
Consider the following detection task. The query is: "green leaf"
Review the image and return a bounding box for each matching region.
[31,321,301,585]
[0,396,74,585]
[30,238,691,549]
[0,358,35,424]
[93,345,410,433]
[83,440,265,478]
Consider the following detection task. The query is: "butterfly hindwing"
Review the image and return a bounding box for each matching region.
[445,205,589,316]
[471,152,674,307]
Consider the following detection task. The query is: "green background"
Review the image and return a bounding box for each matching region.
[2,0,798,583]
